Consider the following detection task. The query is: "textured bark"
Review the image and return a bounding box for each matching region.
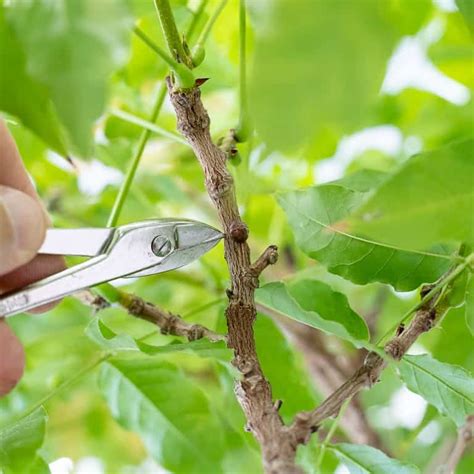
[120,292,225,342]
[290,304,438,440]
[277,315,384,448]
[166,79,300,473]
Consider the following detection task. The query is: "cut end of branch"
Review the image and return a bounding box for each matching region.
[250,245,279,277]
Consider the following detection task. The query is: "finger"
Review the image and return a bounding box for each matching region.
[0,121,38,196]
[0,320,25,397]
[0,254,65,308]
[0,186,47,276]
[0,120,65,304]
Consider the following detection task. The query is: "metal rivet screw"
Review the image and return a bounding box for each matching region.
[151,236,173,257]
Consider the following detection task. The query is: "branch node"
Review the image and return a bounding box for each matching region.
[385,339,404,361]
[128,297,146,316]
[188,324,206,341]
[207,173,234,201]
[229,221,249,243]
[160,314,180,335]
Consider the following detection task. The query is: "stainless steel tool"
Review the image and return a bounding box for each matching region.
[0,219,223,318]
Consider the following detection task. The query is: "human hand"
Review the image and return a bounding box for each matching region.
[0,120,64,396]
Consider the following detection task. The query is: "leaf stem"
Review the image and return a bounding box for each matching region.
[197,0,227,46]
[16,352,111,422]
[315,398,351,470]
[133,26,194,88]
[110,108,189,146]
[153,0,193,68]
[107,83,167,227]
[377,256,472,344]
[186,0,209,44]
[235,0,251,142]
[133,25,177,68]
[191,0,227,66]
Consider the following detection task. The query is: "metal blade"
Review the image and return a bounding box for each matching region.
[39,228,113,257]
[127,221,223,277]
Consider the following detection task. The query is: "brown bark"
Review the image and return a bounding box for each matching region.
[120,292,225,342]
[290,304,438,441]
[277,316,384,448]
[166,79,300,473]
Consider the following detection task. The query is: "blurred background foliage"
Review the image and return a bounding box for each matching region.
[0,0,473,473]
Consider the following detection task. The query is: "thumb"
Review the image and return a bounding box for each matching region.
[0,185,46,276]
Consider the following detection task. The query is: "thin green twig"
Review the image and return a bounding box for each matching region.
[196,0,227,46]
[186,0,209,44]
[133,26,194,88]
[110,108,189,146]
[239,0,247,116]
[235,0,250,141]
[133,25,177,68]
[153,0,193,68]
[191,0,227,66]
[107,83,167,227]
[315,398,351,471]
[377,254,472,345]
[15,352,111,422]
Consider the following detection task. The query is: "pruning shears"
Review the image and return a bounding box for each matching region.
[0,219,223,318]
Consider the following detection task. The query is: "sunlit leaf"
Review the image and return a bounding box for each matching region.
[350,140,474,250]
[256,280,369,347]
[399,354,474,427]
[0,6,66,156]
[254,316,317,420]
[0,408,49,474]
[279,181,454,290]
[99,358,227,473]
[9,0,133,157]
[329,443,420,474]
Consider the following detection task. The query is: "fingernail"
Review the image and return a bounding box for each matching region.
[0,187,46,271]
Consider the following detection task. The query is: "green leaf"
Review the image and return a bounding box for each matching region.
[456,0,474,33]
[249,0,398,152]
[399,354,474,427]
[329,443,419,474]
[278,183,454,291]
[331,169,389,193]
[0,408,49,474]
[0,7,66,156]
[86,318,231,360]
[9,0,133,157]
[350,140,474,250]
[99,358,227,473]
[254,316,317,420]
[466,274,474,335]
[256,280,369,347]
